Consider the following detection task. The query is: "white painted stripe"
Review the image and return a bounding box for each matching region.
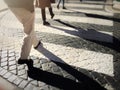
[64,8,114,16]
[35,24,113,43]
[54,15,113,26]
[81,1,105,4]
[32,42,114,76]
[52,3,104,9]
[35,24,79,37]
[36,7,113,17]
[36,13,113,26]
[72,50,114,76]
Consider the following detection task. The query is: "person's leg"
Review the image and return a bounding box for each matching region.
[41,8,46,23]
[62,0,66,9]
[57,0,61,9]
[48,7,54,19]
[9,8,39,61]
[41,8,50,25]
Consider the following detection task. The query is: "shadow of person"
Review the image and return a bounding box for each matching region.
[27,60,106,90]
[27,46,106,90]
[27,66,87,90]
[52,19,120,53]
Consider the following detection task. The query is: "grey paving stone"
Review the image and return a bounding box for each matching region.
[1,50,7,54]
[42,63,51,71]
[34,60,40,64]
[39,85,49,90]
[28,77,34,82]
[61,70,71,77]
[8,46,14,50]
[7,74,17,82]
[49,62,58,68]
[3,72,12,79]
[18,65,25,70]
[31,80,38,86]
[33,87,40,90]
[13,77,23,85]
[64,74,76,81]
[34,63,41,68]
[18,70,26,76]
[96,74,108,85]
[90,71,102,79]
[38,81,46,87]
[8,52,14,57]
[18,80,29,88]
[9,60,16,66]
[114,66,120,81]
[9,65,17,70]
[82,70,94,79]
[51,66,63,76]
[10,69,17,74]
[104,84,114,90]
[8,49,14,53]
[1,52,7,58]
[19,75,27,80]
[1,57,7,62]
[51,66,60,72]
[105,76,117,86]
[24,84,35,90]
[1,61,7,67]
[40,58,49,64]
[8,56,16,61]
[0,67,3,71]
[2,66,8,69]
[0,69,7,75]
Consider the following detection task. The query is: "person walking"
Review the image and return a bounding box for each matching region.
[57,0,66,9]
[4,0,42,67]
[35,0,54,25]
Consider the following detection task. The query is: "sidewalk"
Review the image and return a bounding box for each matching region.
[0,0,8,12]
[0,1,120,90]
[0,1,22,90]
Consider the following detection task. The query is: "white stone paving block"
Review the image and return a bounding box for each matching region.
[35,24,113,43]
[24,84,35,90]
[65,8,114,16]
[35,24,79,38]
[32,43,114,77]
[51,15,113,26]
[73,50,114,77]
[64,3,104,9]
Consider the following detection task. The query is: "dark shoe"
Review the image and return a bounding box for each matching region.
[43,21,50,26]
[18,59,33,69]
[18,59,33,65]
[51,14,54,19]
[62,7,66,9]
[57,5,59,9]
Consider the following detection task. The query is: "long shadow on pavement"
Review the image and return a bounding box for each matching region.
[49,20,120,89]
[27,47,106,90]
[53,19,120,53]
[28,65,106,90]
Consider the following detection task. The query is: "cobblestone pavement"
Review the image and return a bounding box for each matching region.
[0,1,120,90]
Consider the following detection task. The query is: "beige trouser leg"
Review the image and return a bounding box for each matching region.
[9,8,39,59]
